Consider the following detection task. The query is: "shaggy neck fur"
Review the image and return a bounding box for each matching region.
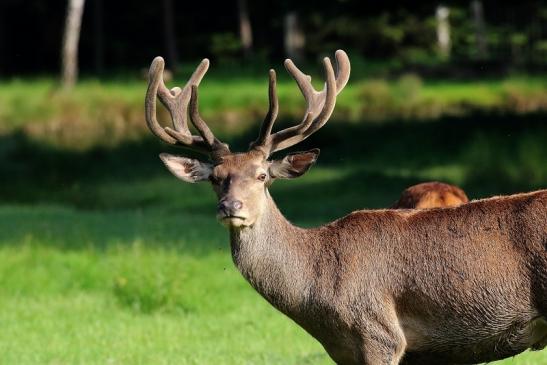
[229,191,313,314]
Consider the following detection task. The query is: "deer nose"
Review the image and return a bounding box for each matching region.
[218,199,243,215]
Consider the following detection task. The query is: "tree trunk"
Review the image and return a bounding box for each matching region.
[471,0,488,60]
[0,2,4,75]
[61,0,86,89]
[237,0,253,58]
[93,0,104,74]
[162,0,178,71]
[284,12,305,61]
[436,6,451,59]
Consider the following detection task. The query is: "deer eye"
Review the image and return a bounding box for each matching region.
[257,173,267,182]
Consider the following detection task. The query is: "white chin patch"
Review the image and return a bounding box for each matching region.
[218,216,249,228]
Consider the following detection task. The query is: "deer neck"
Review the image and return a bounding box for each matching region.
[229,191,311,314]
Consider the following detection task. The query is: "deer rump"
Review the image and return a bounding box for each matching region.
[281,190,547,365]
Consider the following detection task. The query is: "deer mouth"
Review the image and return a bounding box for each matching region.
[217,214,249,228]
[221,215,245,220]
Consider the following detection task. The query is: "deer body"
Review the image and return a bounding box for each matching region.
[232,190,547,365]
[144,50,547,364]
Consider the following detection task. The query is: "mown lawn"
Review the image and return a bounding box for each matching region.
[0,109,546,363]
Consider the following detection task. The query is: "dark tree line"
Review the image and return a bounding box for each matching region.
[0,0,545,77]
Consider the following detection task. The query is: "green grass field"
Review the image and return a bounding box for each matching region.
[0,74,546,364]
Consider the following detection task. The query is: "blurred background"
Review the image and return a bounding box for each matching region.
[0,1,546,364]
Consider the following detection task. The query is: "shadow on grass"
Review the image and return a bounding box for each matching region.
[0,112,545,250]
[2,112,545,204]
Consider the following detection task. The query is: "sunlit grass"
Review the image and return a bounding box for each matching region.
[0,206,332,365]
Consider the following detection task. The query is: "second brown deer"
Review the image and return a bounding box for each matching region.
[145,50,547,365]
[392,181,469,209]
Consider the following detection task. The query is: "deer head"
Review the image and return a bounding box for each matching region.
[145,51,350,228]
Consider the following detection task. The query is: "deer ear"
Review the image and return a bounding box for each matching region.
[159,153,213,183]
[269,149,320,179]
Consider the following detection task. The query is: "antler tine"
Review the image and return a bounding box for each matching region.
[333,49,351,92]
[255,50,350,155]
[145,57,184,145]
[284,59,315,107]
[189,85,216,147]
[252,69,279,149]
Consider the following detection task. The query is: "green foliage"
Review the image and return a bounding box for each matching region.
[356,79,392,116]
[463,131,547,188]
[394,73,423,103]
[210,33,243,63]
[5,1,547,78]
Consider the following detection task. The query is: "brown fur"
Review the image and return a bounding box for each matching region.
[392,182,469,209]
[161,150,547,365]
[229,187,547,365]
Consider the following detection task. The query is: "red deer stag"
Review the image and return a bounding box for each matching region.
[145,50,547,365]
[392,182,469,209]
